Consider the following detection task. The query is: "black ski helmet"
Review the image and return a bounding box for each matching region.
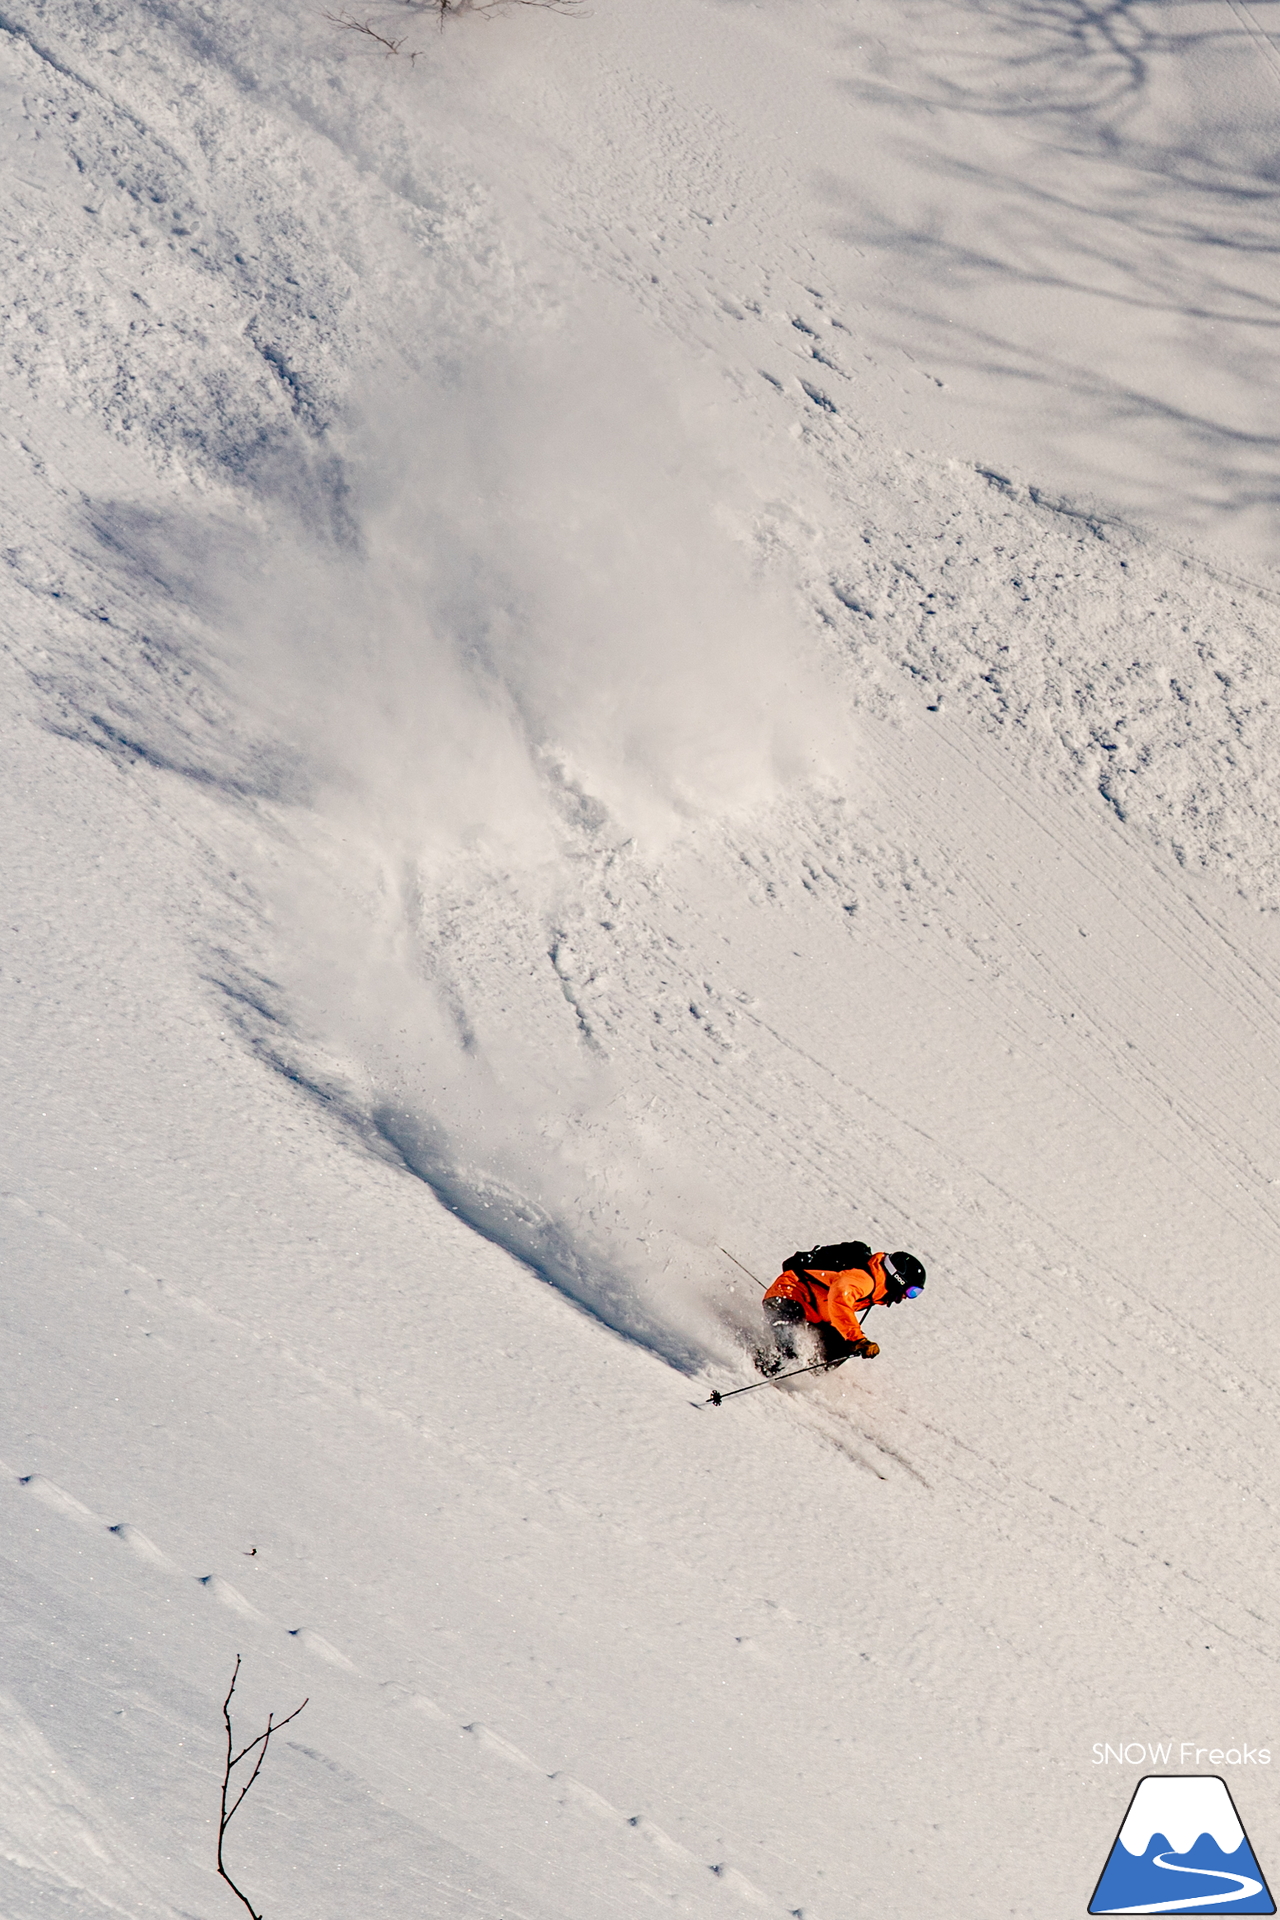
[884,1251,926,1302]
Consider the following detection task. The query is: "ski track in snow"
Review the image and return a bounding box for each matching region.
[7,1167,1279,1776]
[8,0,1280,1915]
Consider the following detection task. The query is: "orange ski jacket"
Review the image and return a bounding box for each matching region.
[763,1252,893,1343]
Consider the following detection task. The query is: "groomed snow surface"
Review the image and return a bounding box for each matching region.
[5,0,1280,1915]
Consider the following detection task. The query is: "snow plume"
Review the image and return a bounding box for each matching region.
[208,303,837,1366]
[239,315,822,860]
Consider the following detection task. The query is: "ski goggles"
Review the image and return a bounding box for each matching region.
[884,1255,923,1299]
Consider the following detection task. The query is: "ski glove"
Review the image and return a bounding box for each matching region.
[853,1339,880,1359]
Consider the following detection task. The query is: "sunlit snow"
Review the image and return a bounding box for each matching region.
[5,1,1280,1917]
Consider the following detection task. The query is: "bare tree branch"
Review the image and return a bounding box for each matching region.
[217,1657,308,1920]
[321,0,584,56]
[418,0,585,18]
[321,11,420,58]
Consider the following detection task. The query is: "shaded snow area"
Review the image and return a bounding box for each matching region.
[6,0,1280,1916]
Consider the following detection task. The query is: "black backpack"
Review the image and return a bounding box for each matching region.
[783,1241,872,1278]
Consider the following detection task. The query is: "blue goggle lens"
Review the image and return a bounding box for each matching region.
[904,1284,923,1299]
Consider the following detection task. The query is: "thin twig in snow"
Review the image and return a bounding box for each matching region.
[321,11,420,58]
[216,1656,308,1920]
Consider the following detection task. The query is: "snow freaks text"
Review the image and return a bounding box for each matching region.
[1093,1744,1272,1766]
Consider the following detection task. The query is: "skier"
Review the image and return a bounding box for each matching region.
[761,1242,926,1371]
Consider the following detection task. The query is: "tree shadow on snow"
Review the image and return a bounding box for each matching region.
[825,0,1280,530]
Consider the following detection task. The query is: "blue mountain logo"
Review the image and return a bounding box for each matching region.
[1090,1776,1274,1914]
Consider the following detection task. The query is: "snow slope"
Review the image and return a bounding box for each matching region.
[5,1,1280,1917]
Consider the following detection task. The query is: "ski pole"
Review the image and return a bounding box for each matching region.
[705,1361,828,1405]
[706,1302,878,1405]
[719,1247,767,1289]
